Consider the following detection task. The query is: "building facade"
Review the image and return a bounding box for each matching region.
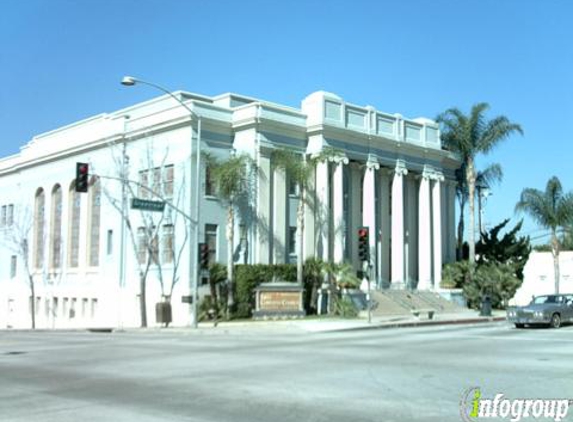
[0,90,460,329]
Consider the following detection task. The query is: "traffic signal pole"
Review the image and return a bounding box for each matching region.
[358,227,372,324]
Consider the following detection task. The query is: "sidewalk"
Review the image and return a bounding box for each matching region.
[188,310,507,334]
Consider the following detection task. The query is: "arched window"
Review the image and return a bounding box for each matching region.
[34,188,45,269]
[50,184,63,269]
[88,179,101,267]
[68,182,81,267]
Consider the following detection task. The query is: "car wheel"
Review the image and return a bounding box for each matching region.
[550,313,561,329]
[515,323,525,329]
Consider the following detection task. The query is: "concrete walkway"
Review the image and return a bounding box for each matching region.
[184,309,507,334]
[5,310,506,334]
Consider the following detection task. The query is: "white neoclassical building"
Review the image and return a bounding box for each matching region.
[0,90,460,329]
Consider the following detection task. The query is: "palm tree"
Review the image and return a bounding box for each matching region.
[206,151,255,315]
[438,103,522,264]
[515,176,573,294]
[455,163,503,258]
[272,148,342,286]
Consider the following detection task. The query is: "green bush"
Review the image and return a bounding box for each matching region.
[233,264,296,318]
[441,261,473,289]
[463,262,522,310]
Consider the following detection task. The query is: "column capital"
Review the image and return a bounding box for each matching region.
[420,165,445,182]
[432,171,445,182]
[366,154,380,170]
[329,154,349,165]
[393,159,408,176]
[420,165,433,180]
[311,148,348,165]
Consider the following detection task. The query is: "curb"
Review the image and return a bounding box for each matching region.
[324,316,507,333]
[1,316,507,335]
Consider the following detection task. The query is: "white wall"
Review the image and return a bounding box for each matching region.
[511,251,573,306]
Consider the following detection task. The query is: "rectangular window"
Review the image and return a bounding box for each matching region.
[1,205,5,227]
[137,227,146,264]
[7,204,13,226]
[288,176,299,196]
[107,229,113,255]
[153,167,161,196]
[150,228,159,264]
[82,298,88,318]
[288,227,297,255]
[205,224,218,265]
[162,224,174,264]
[164,165,174,198]
[91,298,98,318]
[70,298,77,319]
[205,165,216,196]
[139,165,174,199]
[10,255,17,278]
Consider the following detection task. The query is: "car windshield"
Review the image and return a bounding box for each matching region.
[531,295,561,305]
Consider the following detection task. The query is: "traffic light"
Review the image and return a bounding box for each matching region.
[358,226,370,262]
[198,243,210,270]
[75,162,89,193]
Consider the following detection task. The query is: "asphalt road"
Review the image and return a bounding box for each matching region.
[1,322,573,422]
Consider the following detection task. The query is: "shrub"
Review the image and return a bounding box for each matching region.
[233,264,296,318]
[441,261,473,289]
[462,262,522,310]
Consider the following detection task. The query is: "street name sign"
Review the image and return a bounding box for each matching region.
[131,198,166,212]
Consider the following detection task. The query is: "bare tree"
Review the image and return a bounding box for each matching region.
[1,205,37,328]
[103,137,189,327]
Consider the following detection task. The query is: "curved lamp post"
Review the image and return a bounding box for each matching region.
[121,76,201,328]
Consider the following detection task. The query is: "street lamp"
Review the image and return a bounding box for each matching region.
[121,75,202,328]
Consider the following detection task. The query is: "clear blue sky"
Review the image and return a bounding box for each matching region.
[1,0,572,243]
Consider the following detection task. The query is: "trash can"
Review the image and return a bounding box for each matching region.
[480,295,492,317]
[155,302,172,324]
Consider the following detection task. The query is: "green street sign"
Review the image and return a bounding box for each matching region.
[131,198,166,212]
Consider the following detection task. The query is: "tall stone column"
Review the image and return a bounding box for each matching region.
[447,180,457,263]
[303,161,315,260]
[418,166,432,290]
[315,160,330,261]
[256,153,271,264]
[432,171,445,288]
[391,160,408,286]
[272,165,287,263]
[378,170,391,286]
[363,155,379,271]
[349,162,362,271]
[332,155,348,263]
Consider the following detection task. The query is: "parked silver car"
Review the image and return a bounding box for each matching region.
[507,294,573,328]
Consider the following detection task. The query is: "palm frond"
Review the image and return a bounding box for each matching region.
[469,102,490,150]
[208,153,254,203]
[479,116,523,154]
[476,163,503,189]
[515,177,572,231]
